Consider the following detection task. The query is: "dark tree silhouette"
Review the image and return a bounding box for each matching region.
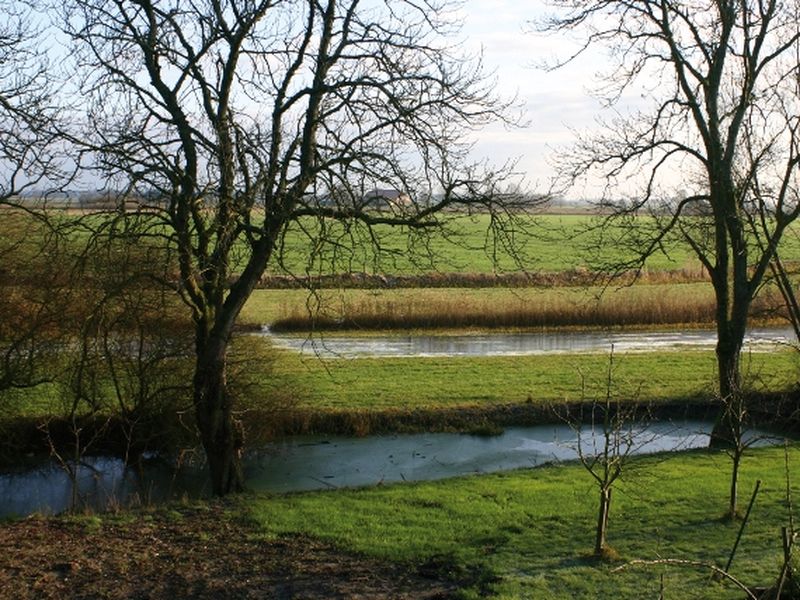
[542,0,800,516]
[59,0,521,494]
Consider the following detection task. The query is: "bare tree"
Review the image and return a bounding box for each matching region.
[0,1,69,392]
[566,348,651,559]
[57,0,521,494]
[0,1,67,204]
[542,1,800,516]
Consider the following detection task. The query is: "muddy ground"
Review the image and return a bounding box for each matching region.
[0,501,458,599]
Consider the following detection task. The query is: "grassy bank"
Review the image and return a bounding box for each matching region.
[4,343,795,439]
[2,337,796,458]
[4,445,799,598]
[261,346,797,413]
[249,444,800,599]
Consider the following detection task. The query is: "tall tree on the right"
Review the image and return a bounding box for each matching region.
[542,1,800,517]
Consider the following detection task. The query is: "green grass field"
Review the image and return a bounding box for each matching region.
[6,210,800,277]
[272,214,696,275]
[5,336,794,421]
[254,343,797,412]
[248,444,800,599]
[270,213,800,277]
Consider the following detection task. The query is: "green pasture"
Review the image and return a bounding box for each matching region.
[6,341,796,421]
[249,444,800,599]
[270,213,800,276]
[256,343,797,412]
[8,210,800,277]
[274,213,700,275]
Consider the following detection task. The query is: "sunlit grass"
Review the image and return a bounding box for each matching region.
[248,444,800,598]
[260,343,797,412]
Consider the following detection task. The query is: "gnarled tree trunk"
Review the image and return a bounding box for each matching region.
[194,330,244,495]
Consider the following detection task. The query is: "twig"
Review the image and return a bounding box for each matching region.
[612,559,757,600]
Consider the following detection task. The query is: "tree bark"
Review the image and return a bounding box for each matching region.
[728,448,741,518]
[193,333,244,495]
[710,323,746,446]
[595,487,611,556]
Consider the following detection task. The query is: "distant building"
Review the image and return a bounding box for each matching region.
[363,188,412,211]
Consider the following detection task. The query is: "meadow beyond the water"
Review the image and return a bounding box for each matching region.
[271,213,800,276]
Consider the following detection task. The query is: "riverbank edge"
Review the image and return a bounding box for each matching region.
[2,392,797,468]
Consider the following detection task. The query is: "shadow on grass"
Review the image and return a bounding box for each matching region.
[417,553,502,595]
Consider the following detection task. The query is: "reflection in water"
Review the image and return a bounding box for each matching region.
[0,421,779,517]
[264,327,796,358]
[0,456,210,518]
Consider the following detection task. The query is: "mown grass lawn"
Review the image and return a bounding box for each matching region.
[248,444,800,599]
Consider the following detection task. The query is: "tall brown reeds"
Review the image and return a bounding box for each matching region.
[269,289,761,332]
[255,267,710,290]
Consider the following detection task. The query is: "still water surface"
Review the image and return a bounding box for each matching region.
[265,327,796,358]
[0,420,777,517]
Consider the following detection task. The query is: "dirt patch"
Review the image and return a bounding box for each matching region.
[0,502,458,599]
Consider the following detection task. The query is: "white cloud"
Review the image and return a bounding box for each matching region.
[454,1,676,197]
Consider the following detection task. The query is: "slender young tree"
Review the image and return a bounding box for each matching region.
[58,0,520,494]
[542,0,800,516]
[568,349,651,559]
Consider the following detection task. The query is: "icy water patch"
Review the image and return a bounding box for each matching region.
[264,327,796,358]
[0,420,780,517]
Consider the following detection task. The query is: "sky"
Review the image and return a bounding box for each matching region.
[29,1,625,199]
[457,2,619,197]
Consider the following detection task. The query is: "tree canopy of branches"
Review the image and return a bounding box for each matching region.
[543,1,800,515]
[0,2,70,393]
[0,1,66,203]
[59,0,519,494]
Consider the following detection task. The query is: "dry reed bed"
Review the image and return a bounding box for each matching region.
[270,287,787,331]
[256,267,710,289]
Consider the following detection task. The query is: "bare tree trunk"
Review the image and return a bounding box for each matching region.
[716,333,741,408]
[595,487,612,556]
[711,318,745,444]
[714,323,746,517]
[193,335,244,495]
[728,449,742,518]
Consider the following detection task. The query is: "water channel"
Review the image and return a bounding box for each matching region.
[264,326,796,358]
[2,327,794,517]
[0,420,780,517]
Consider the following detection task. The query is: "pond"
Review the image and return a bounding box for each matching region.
[264,326,796,358]
[0,420,780,517]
